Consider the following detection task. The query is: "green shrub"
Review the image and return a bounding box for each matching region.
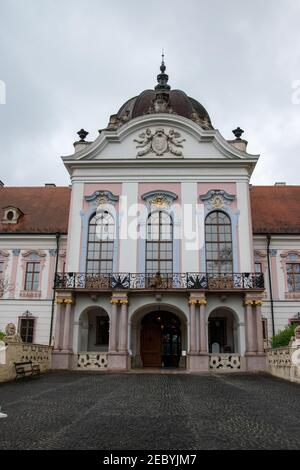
[271,324,297,348]
[0,331,5,341]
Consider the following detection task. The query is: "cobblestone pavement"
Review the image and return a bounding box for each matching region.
[0,371,300,450]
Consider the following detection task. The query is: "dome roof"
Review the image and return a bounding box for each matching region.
[105,57,213,131]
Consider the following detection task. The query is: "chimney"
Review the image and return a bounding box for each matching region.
[45,183,56,188]
[274,182,286,186]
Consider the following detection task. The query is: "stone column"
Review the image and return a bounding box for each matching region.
[189,300,197,353]
[199,299,207,353]
[62,299,73,351]
[255,301,264,353]
[119,300,128,352]
[245,300,255,353]
[54,299,64,350]
[109,300,118,353]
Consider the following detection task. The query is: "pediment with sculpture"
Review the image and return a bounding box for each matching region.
[134,128,185,157]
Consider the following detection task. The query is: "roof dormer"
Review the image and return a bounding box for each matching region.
[2,206,23,224]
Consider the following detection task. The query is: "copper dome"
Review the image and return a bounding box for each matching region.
[105,58,213,131]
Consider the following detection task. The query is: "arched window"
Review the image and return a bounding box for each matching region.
[146,211,173,273]
[205,211,233,273]
[86,211,114,274]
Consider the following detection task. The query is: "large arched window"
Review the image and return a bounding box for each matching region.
[86,211,114,273]
[205,211,233,273]
[146,211,173,273]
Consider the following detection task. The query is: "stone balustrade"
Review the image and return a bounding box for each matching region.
[267,347,300,384]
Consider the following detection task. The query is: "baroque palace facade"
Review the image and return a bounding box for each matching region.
[1,60,300,372]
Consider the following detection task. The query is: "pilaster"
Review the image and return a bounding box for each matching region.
[107,293,129,370]
[52,294,75,370]
[187,293,209,371]
[244,294,266,371]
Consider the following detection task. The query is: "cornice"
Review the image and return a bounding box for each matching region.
[62,114,259,164]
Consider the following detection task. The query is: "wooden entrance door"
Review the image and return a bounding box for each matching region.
[140,322,161,367]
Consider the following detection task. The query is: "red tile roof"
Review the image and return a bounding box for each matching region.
[0,185,299,235]
[250,186,300,234]
[0,187,71,234]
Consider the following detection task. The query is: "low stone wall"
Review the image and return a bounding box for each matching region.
[267,347,300,384]
[0,343,52,383]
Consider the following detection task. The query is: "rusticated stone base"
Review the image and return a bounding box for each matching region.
[51,350,73,369]
[245,353,267,371]
[107,352,129,370]
[187,353,209,372]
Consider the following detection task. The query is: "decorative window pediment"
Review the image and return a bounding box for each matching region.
[22,250,46,259]
[142,190,178,210]
[200,190,235,211]
[21,250,46,270]
[2,206,23,224]
[280,251,300,263]
[85,190,119,207]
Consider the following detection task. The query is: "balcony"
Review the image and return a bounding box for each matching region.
[54,272,264,292]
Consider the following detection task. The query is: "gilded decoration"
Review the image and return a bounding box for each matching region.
[142,190,178,211]
[211,195,224,209]
[149,195,170,208]
[200,189,235,211]
[85,190,119,208]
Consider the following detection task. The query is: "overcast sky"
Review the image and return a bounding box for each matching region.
[0,0,300,186]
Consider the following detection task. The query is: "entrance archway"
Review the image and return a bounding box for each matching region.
[140,311,181,367]
[208,308,238,353]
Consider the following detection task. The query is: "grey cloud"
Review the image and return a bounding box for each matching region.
[0,0,299,185]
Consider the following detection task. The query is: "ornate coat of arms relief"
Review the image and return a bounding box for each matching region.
[134,128,185,157]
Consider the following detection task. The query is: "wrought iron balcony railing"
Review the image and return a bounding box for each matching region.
[54,272,264,291]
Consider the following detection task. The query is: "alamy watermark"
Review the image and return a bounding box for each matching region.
[0,80,6,104]
[89,198,205,252]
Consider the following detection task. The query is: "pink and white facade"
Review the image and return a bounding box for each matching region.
[1,62,300,372]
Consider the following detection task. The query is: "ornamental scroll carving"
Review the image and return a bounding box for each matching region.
[134,128,185,157]
[199,190,235,211]
[141,190,178,209]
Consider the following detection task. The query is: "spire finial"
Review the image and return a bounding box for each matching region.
[155,50,170,91]
[160,49,166,73]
